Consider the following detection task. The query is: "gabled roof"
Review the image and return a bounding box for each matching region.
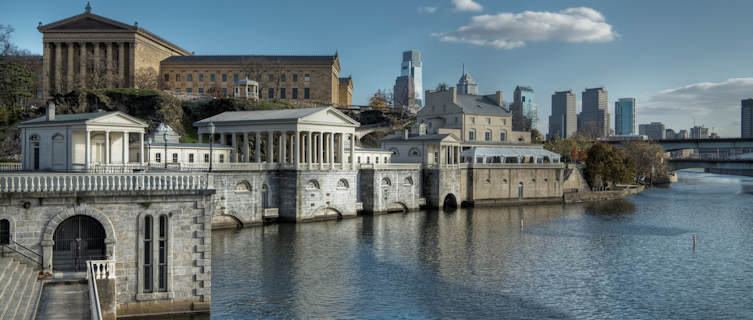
[455,94,510,116]
[38,12,190,55]
[19,111,148,127]
[193,106,359,127]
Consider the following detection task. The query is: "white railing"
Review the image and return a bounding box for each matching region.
[0,173,212,192]
[87,260,113,320]
[358,163,421,170]
[87,260,115,280]
[468,163,566,169]
[92,163,148,173]
[0,163,22,172]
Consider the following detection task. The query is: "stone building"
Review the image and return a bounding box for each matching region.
[141,123,232,168]
[37,4,190,99]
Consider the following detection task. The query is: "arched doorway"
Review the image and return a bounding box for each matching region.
[518,182,524,200]
[0,219,9,245]
[53,215,106,272]
[443,194,457,209]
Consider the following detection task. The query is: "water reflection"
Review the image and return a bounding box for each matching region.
[212,171,753,319]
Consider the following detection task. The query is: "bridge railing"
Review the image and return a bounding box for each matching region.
[0,163,22,172]
[0,172,212,192]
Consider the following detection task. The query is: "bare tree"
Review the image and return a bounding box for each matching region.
[134,67,158,89]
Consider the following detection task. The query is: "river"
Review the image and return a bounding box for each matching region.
[207,171,753,319]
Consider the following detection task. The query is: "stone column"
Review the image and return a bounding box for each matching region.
[255,132,261,163]
[267,131,274,163]
[318,132,323,169]
[139,132,144,164]
[128,41,136,87]
[79,42,87,87]
[105,42,113,87]
[230,132,236,162]
[328,132,334,167]
[243,132,249,163]
[42,42,51,99]
[122,131,128,164]
[104,131,110,164]
[339,133,345,169]
[67,43,74,91]
[93,42,100,81]
[85,130,91,170]
[54,42,62,94]
[439,146,445,167]
[350,133,355,169]
[280,131,287,164]
[118,43,125,87]
[294,131,300,168]
[306,132,312,167]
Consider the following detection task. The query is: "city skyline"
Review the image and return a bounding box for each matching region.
[2,0,752,136]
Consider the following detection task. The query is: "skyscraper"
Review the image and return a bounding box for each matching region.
[512,86,538,131]
[401,50,423,106]
[690,125,709,139]
[639,122,666,140]
[579,87,610,138]
[615,98,636,135]
[549,90,577,139]
[456,66,478,95]
[742,99,753,138]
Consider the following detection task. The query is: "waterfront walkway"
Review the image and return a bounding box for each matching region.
[37,280,90,320]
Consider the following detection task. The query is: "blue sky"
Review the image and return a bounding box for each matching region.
[3,0,753,137]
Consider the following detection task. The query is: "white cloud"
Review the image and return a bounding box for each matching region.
[418,6,438,14]
[433,7,618,49]
[640,78,753,137]
[451,0,482,12]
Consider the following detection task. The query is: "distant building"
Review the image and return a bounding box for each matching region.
[512,86,538,131]
[690,125,709,139]
[742,99,753,138]
[614,98,636,135]
[638,122,666,140]
[677,129,689,139]
[401,50,423,106]
[393,75,416,112]
[665,128,677,139]
[579,87,610,138]
[549,90,576,139]
[456,66,479,96]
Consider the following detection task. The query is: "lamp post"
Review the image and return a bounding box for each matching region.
[164,131,168,169]
[209,121,215,172]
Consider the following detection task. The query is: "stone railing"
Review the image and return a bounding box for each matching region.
[88,260,115,280]
[358,163,421,170]
[468,163,566,169]
[87,260,114,320]
[0,173,212,192]
[0,163,22,172]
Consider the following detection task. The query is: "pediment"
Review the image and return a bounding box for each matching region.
[300,108,359,127]
[88,112,147,127]
[40,13,134,32]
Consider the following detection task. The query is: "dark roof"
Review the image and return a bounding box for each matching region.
[162,55,338,64]
[151,142,231,149]
[339,77,352,83]
[20,111,117,125]
[454,94,510,116]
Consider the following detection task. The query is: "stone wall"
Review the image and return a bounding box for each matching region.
[292,170,358,221]
[211,171,279,227]
[466,167,563,205]
[358,168,421,214]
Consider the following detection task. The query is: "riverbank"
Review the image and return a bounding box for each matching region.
[563,185,644,203]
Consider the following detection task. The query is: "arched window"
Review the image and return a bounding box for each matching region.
[158,215,168,292]
[30,135,40,170]
[261,184,269,209]
[381,177,391,186]
[518,182,524,199]
[306,179,320,190]
[143,215,153,293]
[409,148,421,158]
[389,148,399,156]
[235,181,251,192]
[404,177,413,185]
[337,179,349,189]
[0,219,9,245]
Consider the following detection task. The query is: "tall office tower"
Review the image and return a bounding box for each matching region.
[579,87,610,138]
[401,50,423,106]
[512,86,538,131]
[615,98,636,135]
[690,125,709,139]
[742,99,753,138]
[457,66,479,96]
[639,122,666,140]
[549,90,577,139]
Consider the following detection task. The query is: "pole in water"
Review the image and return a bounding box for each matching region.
[692,235,696,251]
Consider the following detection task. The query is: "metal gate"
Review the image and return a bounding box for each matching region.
[53,216,106,272]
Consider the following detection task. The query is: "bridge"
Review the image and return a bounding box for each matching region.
[610,138,753,151]
[668,159,753,176]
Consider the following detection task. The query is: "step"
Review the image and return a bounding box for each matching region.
[20,278,43,320]
[3,264,30,320]
[0,257,15,285]
[0,260,20,306]
[0,261,23,319]
[11,266,37,320]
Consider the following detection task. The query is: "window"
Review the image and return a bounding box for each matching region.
[281,74,286,82]
[176,74,181,81]
[158,215,168,292]
[219,154,225,163]
[522,96,526,102]
[172,153,178,163]
[235,181,251,192]
[384,157,388,163]
[222,88,227,96]
[381,178,391,186]
[292,74,298,82]
[164,74,169,82]
[199,74,204,82]
[204,154,209,163]
[222,74,227,82]
[268,88,274,99]
[211,74,216,82]
[155,152,161,163]
[469,130,476,141]
[304,88,310,99]
[502,119,506,125]
[234,87,239,94]
[268,74,274,81]
[186,88,193,93]
[470,117,475,124]
[187,74,193,82]
[280,88,286,99]
[233,74,239,82]
[292,88,298,99]
[304,74,310,82]
[175,88,181,93]
[455,117,458,124]
[0,219,9,245]
[486,118,491,124]
[143,215,153,293]
[306,179,320,190]
[485,131,491,141]
[357,156,361,163]
[337,179,349,189]
[376,157,379,164]
[198,88,204,94]
[500,132,507,141]
[189,153,194,163]
[404,177,414,185]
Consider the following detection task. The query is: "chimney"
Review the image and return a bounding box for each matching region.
[450,87,457,103]
[46,102,55,121]
[492,90,503,107]
[403,129,410,139]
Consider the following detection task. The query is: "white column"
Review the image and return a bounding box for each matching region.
[230,132,236,162]
[267,131,274,163]
[255,132,261,163]
[139,132,144,164]
[328,132,334,167]
[104,131,110,164]
[122,131,127,164]
[85,130,91,170]
[318,132,323,169]
[349,133,355,169]
[339,133,345,169]
[281,131,287,164]
[198,132,204,144]
[306,132,312,167]
[243,132,249,163]
[294,131,300,168]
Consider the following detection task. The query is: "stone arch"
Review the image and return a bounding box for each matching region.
[0,215,13,245]
[404,177,414,186]
[306,179,320,190]
[41,205,117,273]
[386,202,408,213]
[211,213,244,229]
[235,180,251,192]
[312,206,344,219]
[443,193,457,209]
[337,178,349,189]
[381,177,391,186]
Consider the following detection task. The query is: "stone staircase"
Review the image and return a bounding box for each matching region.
[0,256,42,320]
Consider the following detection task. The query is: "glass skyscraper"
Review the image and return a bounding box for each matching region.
[400,50,423,106]
[513,86,538,130]
[615,98,636,135]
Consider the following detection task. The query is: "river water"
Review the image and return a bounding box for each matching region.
[209,171,753,319]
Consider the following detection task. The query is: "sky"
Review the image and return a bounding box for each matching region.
[2,0,753,137]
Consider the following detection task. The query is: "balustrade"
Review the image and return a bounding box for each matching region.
[0,172,210,193]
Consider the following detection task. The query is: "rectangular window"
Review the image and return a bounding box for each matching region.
[293,74,298,82]
[204,154,209,163]
[172,153,178,163]
[199,74,204,82]
[469,131,475,141]
[222,87,227,96]
[219,154,225,163]
[280,88,286,99]
[485,132,491,141]
[222,74,227,82]
[155,153,161,163]
[189,153,194,163]
[143,216,153,293]
[175,88,181,93]
[486,118,491,124]
[158,215,167,292]
[304,74,311,82]
[176,74,181,81]
[233,74,239,83]
[304,88,310,99]
[281,74,286,82]
[502,119,506,125]
[500,132,507,141]
[292,88,298,99]
[186,88,193,93]
[198,88,204,94]
[210,74,216,82]
[470,117,475,124]
[268,74,274,81]
[164,74,169,82]
[187,74,193,82]
[268,88,274,99]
